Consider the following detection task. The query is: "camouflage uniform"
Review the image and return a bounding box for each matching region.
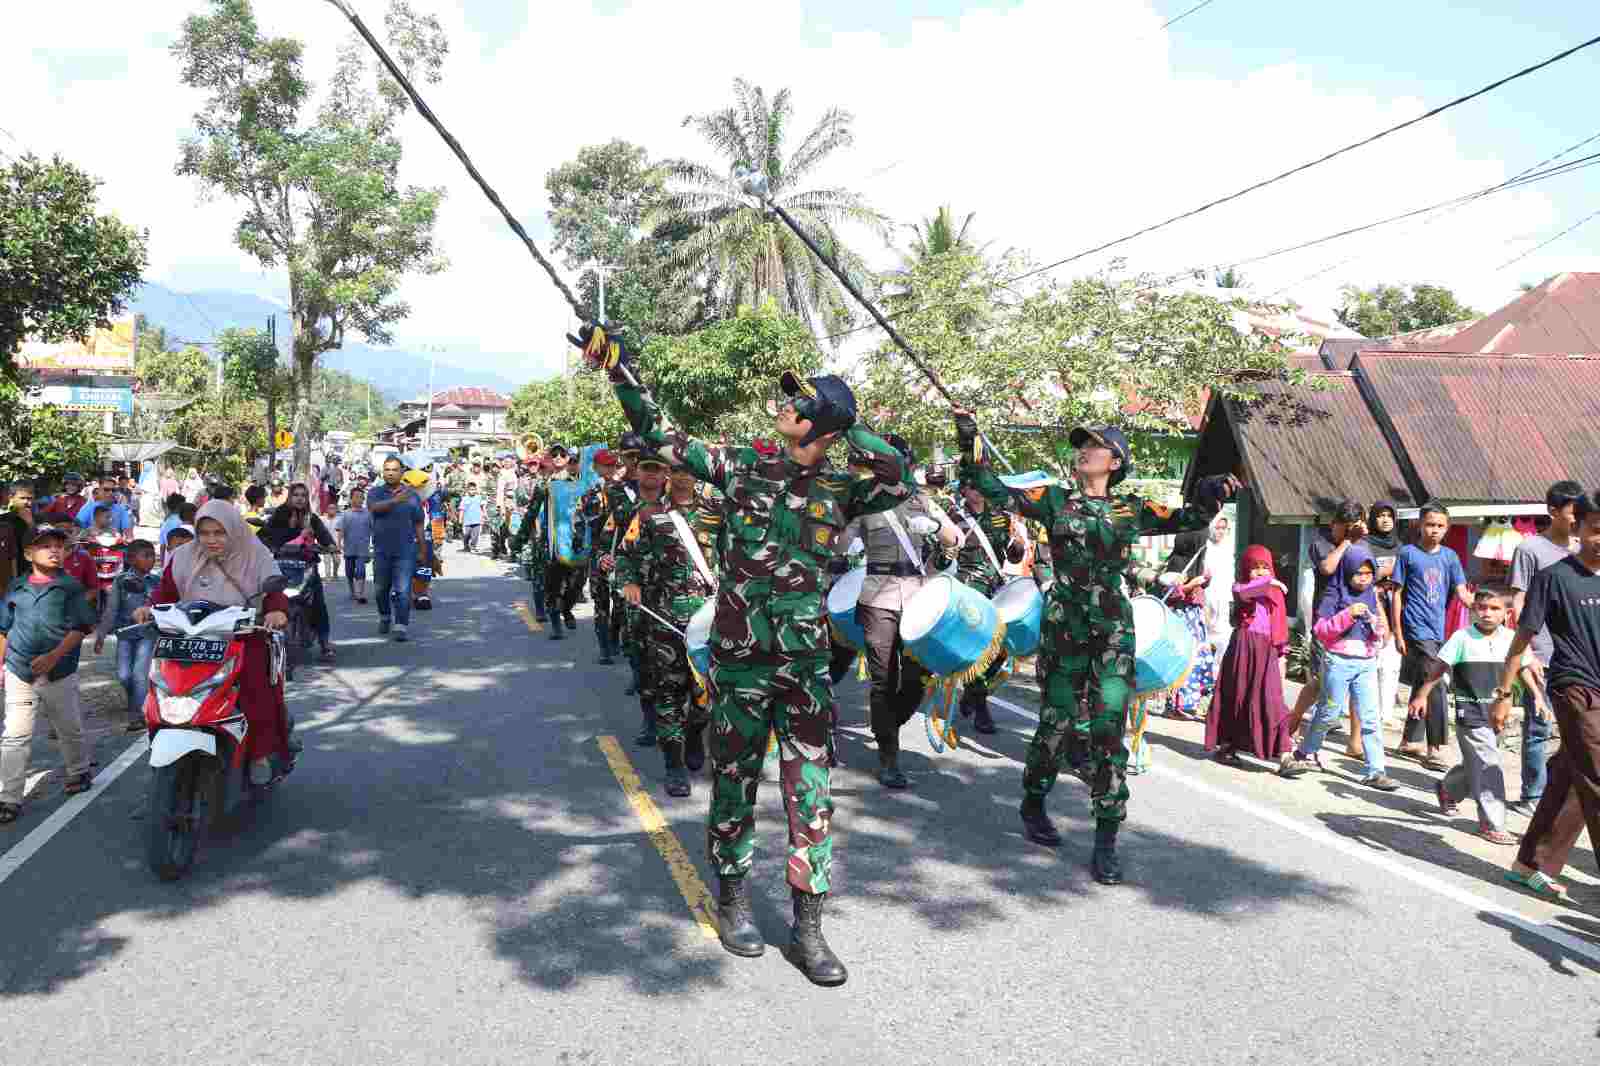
[959,425,1220,823]
[509,478,549,620]
[615,494,721,747]
[615,382,911,893]
[581,479,638,661]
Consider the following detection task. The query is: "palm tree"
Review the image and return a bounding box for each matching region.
[901,205,979,269]
[656,79,888,337]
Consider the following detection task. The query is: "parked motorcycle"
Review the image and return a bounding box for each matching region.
[129,584,295,881]
[273,550,314,680]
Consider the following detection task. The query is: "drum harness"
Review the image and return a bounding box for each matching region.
[665,506,718,706]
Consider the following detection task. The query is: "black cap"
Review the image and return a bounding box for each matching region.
[780,371,857,447]
[25,524,71,547]
[1069,425,1133,487]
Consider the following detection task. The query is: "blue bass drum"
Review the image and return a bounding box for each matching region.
[826,566,866,651]
[1131,594,1198,695]
[992,578,1042,657]
[685,598,716,680]
[900,575,1005,681]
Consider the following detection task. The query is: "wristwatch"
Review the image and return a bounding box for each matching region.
[1491,687,1512,701]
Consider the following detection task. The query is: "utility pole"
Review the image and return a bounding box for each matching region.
[423,345,438,450]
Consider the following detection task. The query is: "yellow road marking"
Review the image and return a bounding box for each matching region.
[596,735,720,941]
[512,600,543,632]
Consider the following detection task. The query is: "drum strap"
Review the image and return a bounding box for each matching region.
[882,510,925,576]
[963,513,1003,577]
[667,508,718,591]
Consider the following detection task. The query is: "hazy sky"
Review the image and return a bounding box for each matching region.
[9,1,1599,384]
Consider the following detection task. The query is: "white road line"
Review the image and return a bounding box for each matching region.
[985,695,1600,970]
[0,737,147,888]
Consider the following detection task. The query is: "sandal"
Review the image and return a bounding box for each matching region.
[1420,756,1448,773]
[63,772,93,796]
[1505,868,1566,900]
[0,802,20,824]
[1478,828,1518,846]
[1434,780,1458,815]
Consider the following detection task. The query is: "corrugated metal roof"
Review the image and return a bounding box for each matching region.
[1222,372,1417,521]
[1353,353,1600,504]
[401,386,511,409]
[1360,273,1600,357]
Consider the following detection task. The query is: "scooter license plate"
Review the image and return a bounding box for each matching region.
[155,637,229,662]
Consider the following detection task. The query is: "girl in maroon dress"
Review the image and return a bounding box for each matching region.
[1207,545,1305,777]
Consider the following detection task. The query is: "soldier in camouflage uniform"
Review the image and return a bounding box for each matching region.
[594,330,910,987]
[509,471,550,623]
[942,473,1019,735]
[955,410,1237,885]
[603,449,664,743]
[616,465,722,797]
[578,450,624,665]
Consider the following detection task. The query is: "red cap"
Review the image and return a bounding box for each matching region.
[594,449,617,467]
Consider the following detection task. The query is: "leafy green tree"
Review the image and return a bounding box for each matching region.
[173,0,448,480]
[639,301,824,439]
[0,404,102,486]
[507,372,628,450]
[219,327,289,465]
[901,205,981,269]
[0,154,148,378]
[136,343,214,398]
[1336,282,1478,338]
[657,79,888,337]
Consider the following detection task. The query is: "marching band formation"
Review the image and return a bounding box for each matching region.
[492,325,1240,988]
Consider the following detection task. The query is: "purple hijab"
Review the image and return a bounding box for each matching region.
[1317,542,1379,643]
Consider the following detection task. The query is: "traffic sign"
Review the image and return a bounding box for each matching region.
[275,429,295,449]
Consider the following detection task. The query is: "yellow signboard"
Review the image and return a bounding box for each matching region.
[17,316,138,373]
[275,429,296,449]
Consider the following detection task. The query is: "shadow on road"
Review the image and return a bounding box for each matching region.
[1,571,1351,1000]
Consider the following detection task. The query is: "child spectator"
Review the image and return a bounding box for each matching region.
[334,487,373,603]
[166,524,196,554]
[0,524,100,823]
[85,504,126,606]
[1408,586,1533,845]
[1207,544,1303,776]
[1366,500,1404,727]
[1288,500,1367,735]
[1392,502,1472,770]
[94,539,161,733]
[62,526,100,612]
[460,483,485,553]
[1290,545,1400,791]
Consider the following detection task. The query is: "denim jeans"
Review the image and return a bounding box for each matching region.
[116,633,156,723]
[1302,651,1385,779]
[1521,686,1553,802]
[374,546,417,626]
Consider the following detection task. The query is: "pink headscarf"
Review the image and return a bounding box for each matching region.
[167,500,280,606]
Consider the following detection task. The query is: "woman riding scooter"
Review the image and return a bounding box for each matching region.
[134,502,297,779]
[259,482,337,661]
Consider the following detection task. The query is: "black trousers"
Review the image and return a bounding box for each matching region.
[857,603,930,755]
[1400,637,1448,747]
[544,561,583,617]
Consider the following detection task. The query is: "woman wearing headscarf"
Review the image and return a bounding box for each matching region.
[1366,500,1404,746]
[181,468,205,503]
[134,501,294,777]
[1157,512,1230,720]
[259,483,337,661]
[1208,545,1301,774]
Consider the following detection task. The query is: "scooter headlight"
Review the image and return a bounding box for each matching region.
[159,696,202,725]
[285,586,302,599]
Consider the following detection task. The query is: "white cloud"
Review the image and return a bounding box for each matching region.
[4,0,1568,381]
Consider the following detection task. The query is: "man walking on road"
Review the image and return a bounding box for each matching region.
[460,483,485,553]
[367,457,426,643]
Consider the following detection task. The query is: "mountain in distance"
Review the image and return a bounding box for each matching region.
[130,282,529,403]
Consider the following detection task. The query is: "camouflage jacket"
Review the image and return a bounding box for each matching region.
[942,501,1014,595]
[581,479,641,556]
[616,496,723,624]
[961,458,1217,645]
[615,382,913,659]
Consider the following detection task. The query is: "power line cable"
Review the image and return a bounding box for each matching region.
[1159,0,1219,32]
[1495,206,1600,271]
[824,33,1600,343]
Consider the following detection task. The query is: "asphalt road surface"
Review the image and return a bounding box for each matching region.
[3,548,1598,1064]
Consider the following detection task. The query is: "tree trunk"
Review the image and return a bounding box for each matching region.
[292,345,314,483]
[265,391,278,485]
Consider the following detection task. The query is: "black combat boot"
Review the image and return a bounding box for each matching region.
[1091,819,1124,885]
[634,703,657,748]
[715,876,765,958]
[877,743,908,789]
[1020,795,1061,846]
[663,741,691,797]
[683,722,706,772]
[548,611,564,640]
[972,694,997,735]
[788,890,848,987]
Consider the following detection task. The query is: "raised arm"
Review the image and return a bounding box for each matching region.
[952,410,1055,523]
[613,382,729,490]
[842,425,916,520]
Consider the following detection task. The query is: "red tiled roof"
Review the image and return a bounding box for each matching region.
[1366,273,1600,356]
[424,387,510,408]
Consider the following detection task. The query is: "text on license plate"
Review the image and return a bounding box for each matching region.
[155,637,229,662]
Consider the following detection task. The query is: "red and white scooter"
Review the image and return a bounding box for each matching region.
[129,588,294,881]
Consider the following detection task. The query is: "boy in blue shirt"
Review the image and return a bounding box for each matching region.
[459,483,485,554]
[93,539,161,733]
[1390,502,1471,768]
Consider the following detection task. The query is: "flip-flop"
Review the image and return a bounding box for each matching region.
[1478,828,1518,846]
[1505,868,1566,899]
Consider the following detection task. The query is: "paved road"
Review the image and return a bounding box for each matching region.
[3,549,1598,1064]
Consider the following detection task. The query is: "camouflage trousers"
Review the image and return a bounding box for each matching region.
[590,570,613,640]
[707,653,835,894]
[643,619,708,745]
[1026,632,1137,822]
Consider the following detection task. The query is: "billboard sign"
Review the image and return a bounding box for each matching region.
[16,315,139,374]
[25,384,134,415]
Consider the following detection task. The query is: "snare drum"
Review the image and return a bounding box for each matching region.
[992,578,1043,657]
[900,575,1005,680]
[1130,594,1198,695]
[826,566,867,651]
[685,598,715,680]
